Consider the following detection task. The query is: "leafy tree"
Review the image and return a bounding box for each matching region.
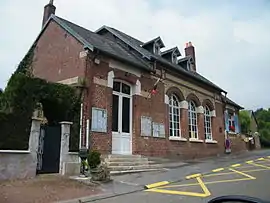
[239,110,251,134]
[254,108,270,141]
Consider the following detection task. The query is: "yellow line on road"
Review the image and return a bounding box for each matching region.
[212,168,225,172]
[144,181,170,189]
[231,164,241,167]
[201,168,269,177]
[196,177,211,197]
[247,162,270,169]
[228,168,256,179]
[246,160,254,164]
[257,158,265,161]
[186,173,201,179]
[159,178,252,189]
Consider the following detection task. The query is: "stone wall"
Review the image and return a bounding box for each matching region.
[0,118,41,181]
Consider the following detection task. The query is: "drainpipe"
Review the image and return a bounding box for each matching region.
[81,48,99,150]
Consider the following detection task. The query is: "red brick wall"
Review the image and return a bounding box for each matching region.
[32,20,86,82]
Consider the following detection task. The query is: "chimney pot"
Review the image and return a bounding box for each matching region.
[184,41,196,72]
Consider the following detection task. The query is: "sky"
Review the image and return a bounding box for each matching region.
[0,0,270,110]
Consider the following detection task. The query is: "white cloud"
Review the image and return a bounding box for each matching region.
[0,0,269,109]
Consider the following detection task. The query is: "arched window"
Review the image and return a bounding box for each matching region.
[204,106,212,140]
[169,94,180,137]
[188,101,198,139]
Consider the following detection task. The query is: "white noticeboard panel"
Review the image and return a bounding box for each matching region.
[153,122,165,138]
[91,107,107,133]
[141,116,152,137]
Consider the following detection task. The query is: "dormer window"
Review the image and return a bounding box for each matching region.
[154,43,161,55]
[172,52,178,64]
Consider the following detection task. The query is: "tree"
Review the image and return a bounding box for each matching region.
[254,108,270,141]
[239,110,251,134]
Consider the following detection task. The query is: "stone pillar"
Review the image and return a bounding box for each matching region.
[29,117,42,178]
[59,121,73,175]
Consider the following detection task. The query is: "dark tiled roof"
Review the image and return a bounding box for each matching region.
[222,95,244,109]
[51,16,225,92]
[161,47,181,57]
[99,27,225,92]
[54,16,152,71]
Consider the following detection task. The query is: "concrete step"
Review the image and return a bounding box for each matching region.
[110,168,161,175]
[104,157,149,162]
[108,164,163,171]
[107,154,142,159]
[106,161,154,166]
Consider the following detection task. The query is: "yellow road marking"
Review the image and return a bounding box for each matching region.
[246,160,254,164]
[186,173,201,179]
[144,181,170,189]
[146,177,211,197]
[212,168,224,172]
[231,164,241,167]
[228,168,256,179]
[268,156,270,158]
[247,162,270,169]
[159,178,252,189]
[204,168,268,177]
[257,158,265,161]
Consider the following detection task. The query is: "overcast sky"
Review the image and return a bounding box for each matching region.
[1,0,270,110]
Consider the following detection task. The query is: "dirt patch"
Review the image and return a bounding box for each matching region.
[0,175,103,203]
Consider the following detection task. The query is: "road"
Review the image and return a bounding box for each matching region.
[64,150,270,203]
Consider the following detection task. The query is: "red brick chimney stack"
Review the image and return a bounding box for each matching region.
[184,41,196,72]
[42,0,56,28]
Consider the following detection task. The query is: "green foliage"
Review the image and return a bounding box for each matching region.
[239,110,251,134]
[254,108,270,143]
[0,44,80,150]
[87,150,101,169]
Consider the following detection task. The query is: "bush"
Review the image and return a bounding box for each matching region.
[87,150,101,169]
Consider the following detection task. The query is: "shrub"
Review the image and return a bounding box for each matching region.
[87,150,101,169]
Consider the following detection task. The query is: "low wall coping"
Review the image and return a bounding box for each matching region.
[59,121,73,125]
[0,150,31,154]
[68,152,79,155]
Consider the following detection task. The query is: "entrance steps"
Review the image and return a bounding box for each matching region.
[103,154,166,175]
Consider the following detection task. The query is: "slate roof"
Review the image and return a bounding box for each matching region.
[43,15,226,93]
[161,47,181,57]
[222,95,244,109]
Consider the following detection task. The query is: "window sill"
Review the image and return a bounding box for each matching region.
[153,136,166,139]
[169,136,187,142]
[205,139,218,144]
[189,138,204,143]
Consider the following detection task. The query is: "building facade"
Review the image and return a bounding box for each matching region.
[30,1,244,159]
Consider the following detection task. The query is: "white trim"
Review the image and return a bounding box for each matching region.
[59,121,73,125]
[79,103,83,149]
[134,80,141,95]
[180,100,188,109]
[189,138,204,143]
[86,119,89,149]
[164,94,169,104]
[169,136,187,141]
[196,106,204,114]
[205,139,218,144]
[109,60,141,77]
[210,110,216,117]
[107,71,114,88]
[0,150,30,154]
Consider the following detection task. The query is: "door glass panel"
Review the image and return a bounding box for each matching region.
[122,97,130,133]
[122,83,131,95]
[113,81,121,92]
[112,94,119,132]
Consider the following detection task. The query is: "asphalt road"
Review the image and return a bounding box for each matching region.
[66,150,270,203]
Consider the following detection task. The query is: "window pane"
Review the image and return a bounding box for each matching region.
[122,83,131,95]
[113,81,121,92]
[122,97,130,133]
[112,95,119,132]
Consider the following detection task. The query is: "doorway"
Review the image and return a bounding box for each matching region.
[112,81,132,155]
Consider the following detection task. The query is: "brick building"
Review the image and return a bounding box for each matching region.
[29,1,244,159]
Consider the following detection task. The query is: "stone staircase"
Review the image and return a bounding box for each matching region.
[103,154,165,175]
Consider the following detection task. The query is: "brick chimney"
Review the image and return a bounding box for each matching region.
[185,41,196,72]
[42,0,56,28]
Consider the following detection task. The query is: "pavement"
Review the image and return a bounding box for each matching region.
[59,149,270,203]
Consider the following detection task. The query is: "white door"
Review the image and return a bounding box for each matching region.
[112,81,132,155]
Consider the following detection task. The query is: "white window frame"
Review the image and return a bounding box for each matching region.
[204,106,212,140]
[172,53,178,64]
[228,112,235,133]
[188,101,198,139]
[169,94,181,138]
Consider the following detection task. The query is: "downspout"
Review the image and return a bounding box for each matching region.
[81,48,99,150]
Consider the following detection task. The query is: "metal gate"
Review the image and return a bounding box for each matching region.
[36,125,61,174]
